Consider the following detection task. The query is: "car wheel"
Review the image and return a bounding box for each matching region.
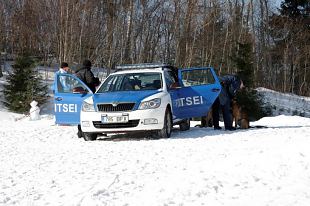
[157,108,172,138]
[83,133,97,141]
[179,118,190,131]
[77,125,83,138]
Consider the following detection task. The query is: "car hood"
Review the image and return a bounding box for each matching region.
[92,90,161,105]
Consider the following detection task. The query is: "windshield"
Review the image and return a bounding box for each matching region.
[97,72,162,92]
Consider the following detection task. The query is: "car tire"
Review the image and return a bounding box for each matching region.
[77,125,83,138]
[179,118,190,131]
[157,108,172,138]
[83,133,97,141]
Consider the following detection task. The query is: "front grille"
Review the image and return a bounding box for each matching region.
[93,120,140,128]
[97,103,135,112]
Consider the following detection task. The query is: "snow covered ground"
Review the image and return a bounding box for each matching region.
[1,72,310,205]
[1,111,310,206]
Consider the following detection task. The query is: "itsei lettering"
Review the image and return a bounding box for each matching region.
[175,96,204,107]
[54,104,78,113]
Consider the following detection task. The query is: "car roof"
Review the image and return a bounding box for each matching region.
[112,67,164,75]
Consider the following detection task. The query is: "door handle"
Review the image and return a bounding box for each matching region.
[55,97,63,101]
[211,88,220,92]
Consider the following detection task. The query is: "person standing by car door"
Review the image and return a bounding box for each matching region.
[75,59,100,93]
[74,60,100,138]
[212,75,244,131]
[54,62,72,92]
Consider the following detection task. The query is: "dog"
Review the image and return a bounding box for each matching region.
[200,109,213,127]
[199,99,250,129]
[231,99,249,129]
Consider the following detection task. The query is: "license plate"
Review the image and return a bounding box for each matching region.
[101,115,129,123]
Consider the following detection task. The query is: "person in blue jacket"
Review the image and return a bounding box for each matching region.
[57,62,72,91]
[212,74,244,130]
[52,62,72,93]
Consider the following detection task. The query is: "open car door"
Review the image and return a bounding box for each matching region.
[53,73,93,125]
[170,67,221,120]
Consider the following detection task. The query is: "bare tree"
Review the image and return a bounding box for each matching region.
[0,0,309,96]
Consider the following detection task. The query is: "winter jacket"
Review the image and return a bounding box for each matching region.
[218,75,242,105]
[75,66,100,93]
[54,68,69,92]
[56,68,67,84]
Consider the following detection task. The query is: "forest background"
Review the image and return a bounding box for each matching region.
[0,0,309,96]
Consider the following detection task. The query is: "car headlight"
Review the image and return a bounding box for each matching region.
[82,101,95,112]
[138,98,161,110]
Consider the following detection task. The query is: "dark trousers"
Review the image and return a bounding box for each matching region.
[212,98,233,129]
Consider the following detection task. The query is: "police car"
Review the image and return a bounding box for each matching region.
[53,63,221,140]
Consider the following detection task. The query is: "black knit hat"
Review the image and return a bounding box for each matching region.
[83,59,92,67]
[60,62,68,68]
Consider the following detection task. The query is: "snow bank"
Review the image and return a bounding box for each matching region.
[257,87,310,117]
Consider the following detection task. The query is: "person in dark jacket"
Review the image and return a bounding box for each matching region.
[75,60,100,138]
[212,75,244,131]
[75,59,100,93]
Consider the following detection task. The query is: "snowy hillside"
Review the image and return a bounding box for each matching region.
[1,74,310,205]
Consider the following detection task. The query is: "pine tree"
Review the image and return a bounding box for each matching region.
[280,0,309,18]
[3,55,48,113]
[232,42,270,120]
[269,0,310,95]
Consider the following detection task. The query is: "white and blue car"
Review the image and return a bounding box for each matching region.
[53,64,221,140]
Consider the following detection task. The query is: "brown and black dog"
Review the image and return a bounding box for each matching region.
[200,109,213,127]
[231,99,249,129]
[200,99,250,129]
